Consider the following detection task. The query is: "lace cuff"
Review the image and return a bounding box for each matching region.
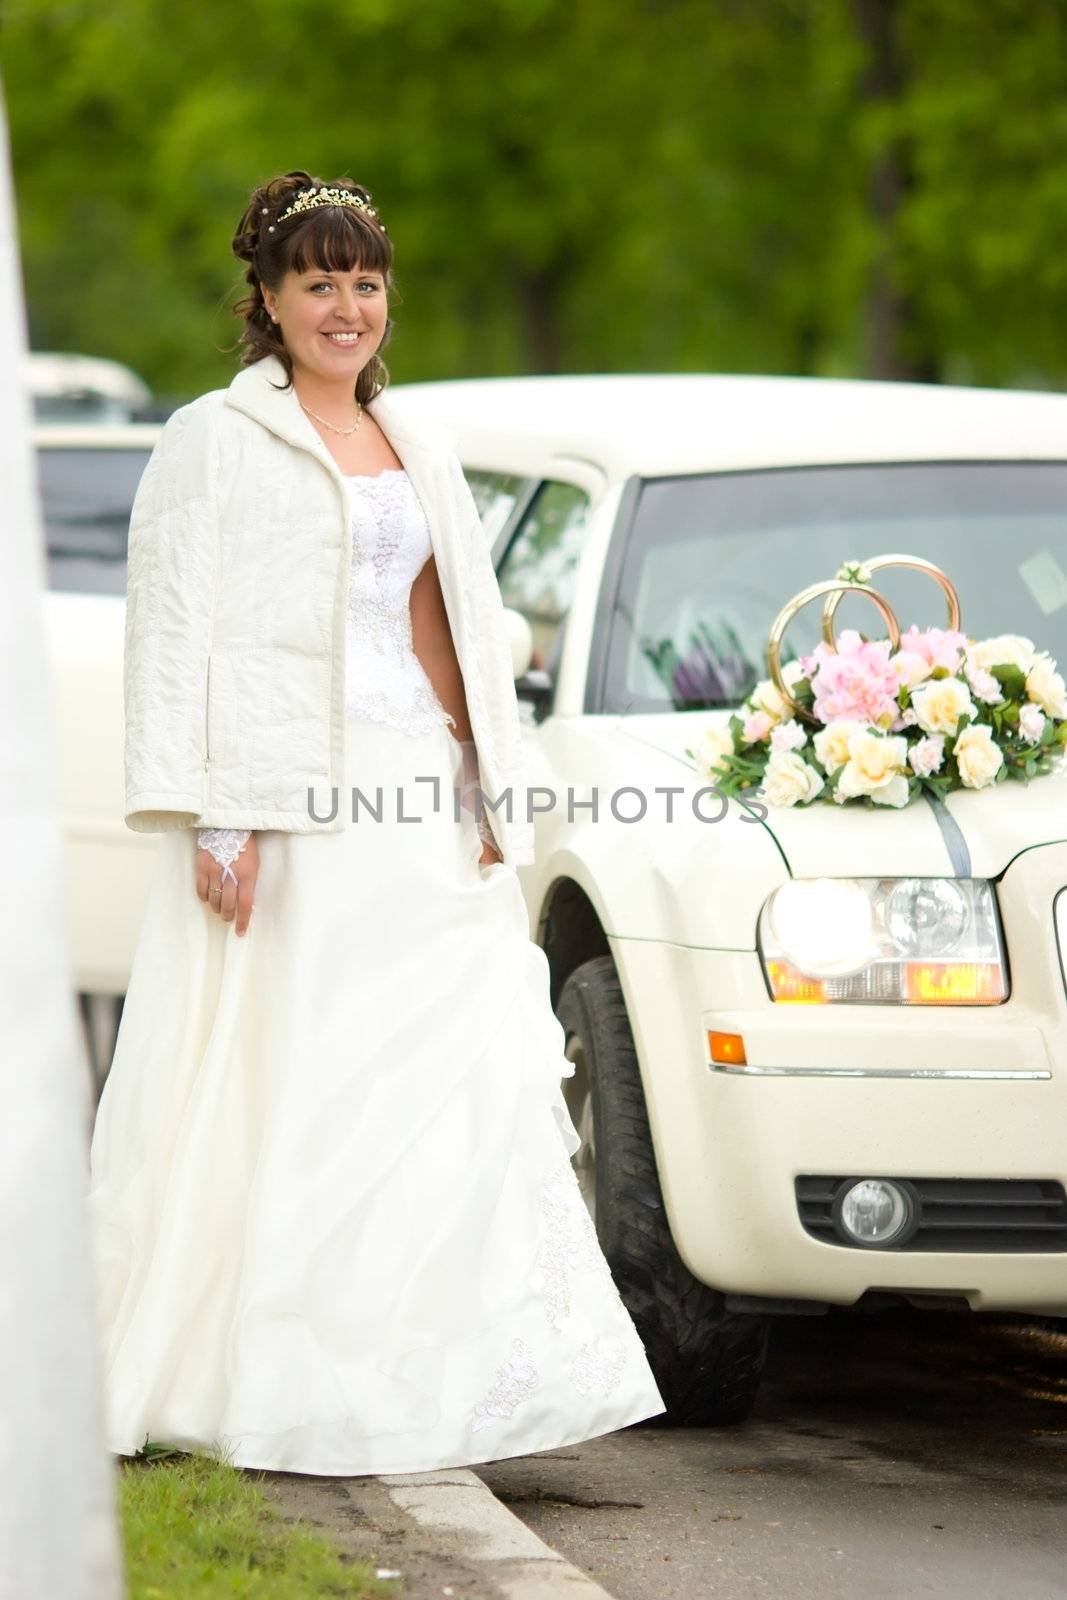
[476,807,500,851]
[455,739,501,857]
[197,827,252,887]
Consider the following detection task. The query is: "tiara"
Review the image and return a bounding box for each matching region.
[265,186,384,233]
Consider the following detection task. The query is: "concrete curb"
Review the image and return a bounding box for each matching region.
[378,1467,619,1600]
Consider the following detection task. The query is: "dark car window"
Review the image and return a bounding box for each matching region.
[38,447,151,596]
[596,462,1067,714]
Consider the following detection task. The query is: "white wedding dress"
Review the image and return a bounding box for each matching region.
[87,466,666,1475]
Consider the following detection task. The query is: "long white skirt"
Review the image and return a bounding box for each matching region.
[87,712,666,1475]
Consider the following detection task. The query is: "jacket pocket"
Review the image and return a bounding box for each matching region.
[204,654,212,766]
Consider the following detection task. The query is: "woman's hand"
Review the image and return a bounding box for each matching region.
[196,833,259,936]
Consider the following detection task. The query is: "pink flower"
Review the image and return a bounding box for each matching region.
[770,719,807,755]
[799,642,834,680]
[898,625,968,675]
[742,710,774,744]
[909,734,946,778]
[964,659,1004,706]
[1019,703,1046,744]
[810,630,901,728]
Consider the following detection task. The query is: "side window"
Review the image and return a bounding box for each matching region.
[462,467,532,546]
[496,480,589,684]
[37,446,153,596]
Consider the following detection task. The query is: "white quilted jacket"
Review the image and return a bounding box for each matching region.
[123,353,535,867]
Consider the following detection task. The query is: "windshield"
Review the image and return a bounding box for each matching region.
[38,447,152,596]
[597,463,1067,714]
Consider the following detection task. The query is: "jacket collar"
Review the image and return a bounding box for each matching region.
[222,353,457,479]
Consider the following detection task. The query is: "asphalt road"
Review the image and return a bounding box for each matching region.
[477,1310,1067,1599]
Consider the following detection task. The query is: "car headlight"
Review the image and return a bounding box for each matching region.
[758,878,1008,1004]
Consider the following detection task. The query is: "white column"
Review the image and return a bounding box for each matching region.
[0,77,124,1600]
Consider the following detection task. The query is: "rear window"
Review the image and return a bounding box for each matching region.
[38,447,151,596]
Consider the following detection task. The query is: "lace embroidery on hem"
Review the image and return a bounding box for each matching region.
[569,1337,627,1397]
[467,1159,631,1432]
[470,1339,539,1433]
[536,1163,605,1334]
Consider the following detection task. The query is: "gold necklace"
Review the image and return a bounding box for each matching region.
[299,398,364,437]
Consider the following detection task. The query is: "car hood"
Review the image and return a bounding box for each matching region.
[621,715,1067,879]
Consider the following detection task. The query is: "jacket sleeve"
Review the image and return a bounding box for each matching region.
[123,398,219,833]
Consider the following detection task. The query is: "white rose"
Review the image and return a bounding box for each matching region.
[812,719,866,774]
[763,750,825,807]
[891,650,932,690]
[967,634,1036,675]
[1025,654,1067,720]
[770,718,808,754]
[836,731,911,807]
[910,677,977,737]
[954,723,1004,789]
[749,678,789,726]
[693,723,735,778]
[1018,703,1047,744]
[908,734,946,778]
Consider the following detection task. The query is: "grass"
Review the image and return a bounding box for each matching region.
[118,1443,400,1598]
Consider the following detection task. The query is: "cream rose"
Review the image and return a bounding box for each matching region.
[1025,654,1067,720]
[835,731,910,807]
[812,719,866,774]
[693,723,735,778]
[891,650,932,691]
[762,751,825,807]
[909,677,977,737]
[967,634,1036,675]
[749,678,789,726]
[954,723,1004,789]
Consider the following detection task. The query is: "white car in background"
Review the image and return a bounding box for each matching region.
[44,373,1067,1426]
[27,352,153,423]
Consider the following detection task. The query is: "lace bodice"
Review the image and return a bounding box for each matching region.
[342,468,457,737]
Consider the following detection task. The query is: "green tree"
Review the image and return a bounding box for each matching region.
[4,0,1066,396]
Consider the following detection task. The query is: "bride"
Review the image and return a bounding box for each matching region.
[87,167,666,1475]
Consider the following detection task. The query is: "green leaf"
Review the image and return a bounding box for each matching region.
[992,665,1027,700]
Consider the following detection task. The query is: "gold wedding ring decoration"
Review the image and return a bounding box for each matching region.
[766,553,962,724]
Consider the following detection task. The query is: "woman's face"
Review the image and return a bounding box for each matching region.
[262,260,388,390]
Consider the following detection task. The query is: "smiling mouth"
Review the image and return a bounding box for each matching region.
[323,330,363,346]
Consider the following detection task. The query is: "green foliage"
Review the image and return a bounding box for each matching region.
[4,0,1067,397]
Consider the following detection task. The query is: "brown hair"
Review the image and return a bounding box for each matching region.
[231,169,396,405]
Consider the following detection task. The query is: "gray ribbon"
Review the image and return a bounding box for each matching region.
[922,793,972,877]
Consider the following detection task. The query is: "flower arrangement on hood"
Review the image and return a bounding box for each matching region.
[685,560,1067,809]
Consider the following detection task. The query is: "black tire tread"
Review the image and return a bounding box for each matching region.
[557,954,769,1426]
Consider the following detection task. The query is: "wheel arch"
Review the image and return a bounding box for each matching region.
[537,873,612,1010]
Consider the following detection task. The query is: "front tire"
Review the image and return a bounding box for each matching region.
[557,955,769,1425]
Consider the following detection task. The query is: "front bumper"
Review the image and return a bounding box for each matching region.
[611,841,1067,1313]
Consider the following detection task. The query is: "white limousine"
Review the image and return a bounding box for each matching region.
[41,372,1067,1424]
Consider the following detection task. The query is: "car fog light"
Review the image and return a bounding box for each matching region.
[834,1178,914,1247]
